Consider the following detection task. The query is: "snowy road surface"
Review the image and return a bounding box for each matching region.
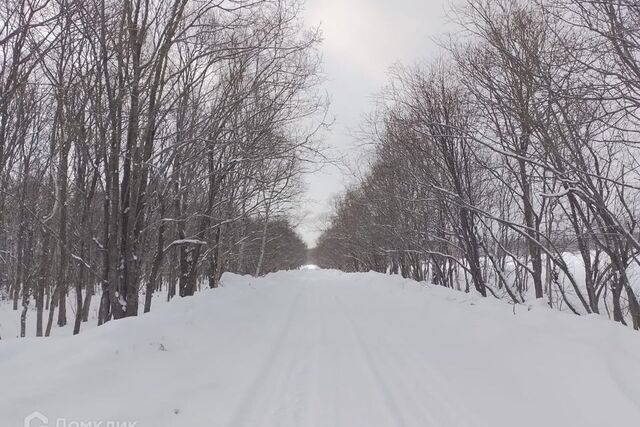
[2,269,640,426]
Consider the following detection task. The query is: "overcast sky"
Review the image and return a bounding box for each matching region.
[298,0,450,247]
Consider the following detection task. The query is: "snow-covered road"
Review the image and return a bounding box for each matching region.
[2,269,640,426]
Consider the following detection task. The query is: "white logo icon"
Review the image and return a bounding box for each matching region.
[24,411,48,427]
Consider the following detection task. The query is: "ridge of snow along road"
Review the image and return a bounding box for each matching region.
[2,269,640,427]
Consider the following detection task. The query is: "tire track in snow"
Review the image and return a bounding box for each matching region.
[226,284,308,427]
[265,285,316,427]
[230,275,473,427]
[334,295,411,427]
[337,289,474,427]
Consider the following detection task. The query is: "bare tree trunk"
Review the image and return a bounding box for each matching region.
[35,229,51,337]
[256,195,272,277]
[144,198,166,313]
[72,281,83,335]
[82,284,93,322]
[20,227,33,338]
[56,137,70,328]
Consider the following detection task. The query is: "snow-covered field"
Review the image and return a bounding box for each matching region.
[2,269,640,426]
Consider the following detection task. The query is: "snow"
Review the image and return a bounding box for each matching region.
[167,239,208,246]
[0,291,168,340]
[481,251,640,318]
[2,269,640,426]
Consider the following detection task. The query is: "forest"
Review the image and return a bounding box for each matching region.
[5,0,640,339]
[315,0,640,329]
[0,0,321,338]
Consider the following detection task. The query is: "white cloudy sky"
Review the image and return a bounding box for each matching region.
[298,0,451,247]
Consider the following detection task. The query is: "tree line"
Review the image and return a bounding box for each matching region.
[315,0,640,329]
[0,0,320,338]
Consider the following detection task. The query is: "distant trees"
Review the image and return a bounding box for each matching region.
[316,0,640,328]
[0,0,319,337]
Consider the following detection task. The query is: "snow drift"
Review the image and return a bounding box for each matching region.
[1,269,640,426]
